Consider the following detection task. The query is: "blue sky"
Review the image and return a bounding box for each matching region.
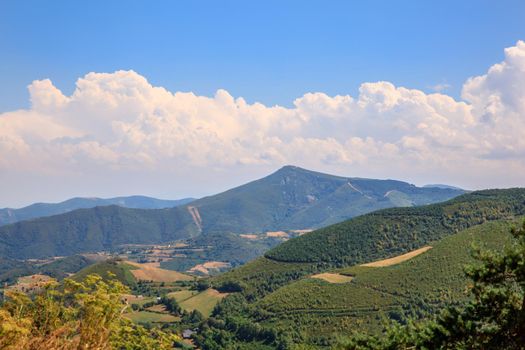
[1,1,525,207]
[1,0,525,111]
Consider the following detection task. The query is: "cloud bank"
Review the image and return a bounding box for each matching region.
[1,41,525,206]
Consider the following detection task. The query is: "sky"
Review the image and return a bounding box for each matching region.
[1,1,525,207]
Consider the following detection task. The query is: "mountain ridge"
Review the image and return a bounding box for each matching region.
[0,195,195,226]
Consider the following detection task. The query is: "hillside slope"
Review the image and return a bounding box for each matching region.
[255,220,517,345]
[266,188,525,264]
[0,195,194,226]
[0,205,199,259]
[214,188,525,298]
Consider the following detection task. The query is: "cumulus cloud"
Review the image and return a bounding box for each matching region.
[1,41,525,205]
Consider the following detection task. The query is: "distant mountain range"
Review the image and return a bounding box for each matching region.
[0,195,195,226]
[0,166,465,260]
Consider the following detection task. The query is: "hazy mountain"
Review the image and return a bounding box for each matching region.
[0,166,464,260]
[0,195,195,226]
[423,184,465,190]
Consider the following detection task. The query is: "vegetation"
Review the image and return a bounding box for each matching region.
[0,205,199,259]
[0,274,180,349]
[253,220,515,346]
[0,255,94,284]
[179,289,229,317]
[340,220,525,349]
[198,216,520,348]
[212,257,320,299]
[72,260,138,287]
[266,188,525,264]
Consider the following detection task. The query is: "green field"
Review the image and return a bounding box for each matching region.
[123,310,179,324]
[179,289,228,317]
[167,289,199,302]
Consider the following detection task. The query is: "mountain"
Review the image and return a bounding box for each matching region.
[0,166,464,260]
[180,165,465,233]
[423,184,464,190]
[0,195,195,226]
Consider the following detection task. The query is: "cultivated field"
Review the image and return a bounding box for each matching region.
[125,261,194,282]
[188,261,230,275]
[179,289,229,317]
[167,289,198,302]
[123,310,179,323]
[360,246,432,267]
[310,273,353,283]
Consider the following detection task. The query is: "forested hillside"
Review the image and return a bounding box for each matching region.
[266,188,525,264]
[0,205,199,259]
[255,220,516,346]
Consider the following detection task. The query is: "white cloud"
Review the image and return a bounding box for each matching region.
[430,83,451,93]
[1,41,525,206]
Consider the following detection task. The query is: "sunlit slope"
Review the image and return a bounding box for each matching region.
[256,220,517,343]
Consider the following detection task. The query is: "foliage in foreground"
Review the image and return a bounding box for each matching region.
[0,274,180,350]
[341,220,525,350]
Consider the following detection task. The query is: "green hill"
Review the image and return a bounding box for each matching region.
[0,205,199,259]
[255,220,517,346]
[0,195,194,226]
[72,260,137,286]
[266,188,525,264]
[214,189,525,298]
[0,255,95,284]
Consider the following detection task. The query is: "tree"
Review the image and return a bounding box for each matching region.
[341,220,525,349]
[159,295,181,315]
[0,273,180,350]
